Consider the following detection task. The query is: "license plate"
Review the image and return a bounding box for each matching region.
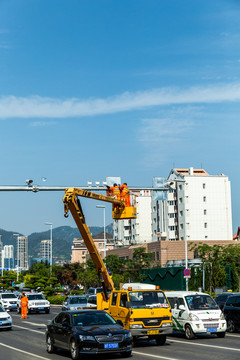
[0,322,2,325]
[38,307,44,310]
[104,343,119,349]
[12,305,17,307]
[207,327,217,332]
[147,330,159,335]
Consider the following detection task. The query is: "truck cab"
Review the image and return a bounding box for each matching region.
[105,284,172,345]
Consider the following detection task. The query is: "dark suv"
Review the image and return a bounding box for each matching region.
[223,293,240,332]
[215,292,233,310]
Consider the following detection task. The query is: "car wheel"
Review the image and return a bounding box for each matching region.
[227,318,236,333]
[217,332,225,338]
[155,335,166,345]
[45,309,50,314]
[46,335,55,353]
[70,339,80,360]
[185,324,195,340]
[120,350,132,357]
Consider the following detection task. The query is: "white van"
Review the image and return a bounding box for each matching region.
[165,291,226,339]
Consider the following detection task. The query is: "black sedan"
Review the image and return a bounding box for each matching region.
[46,309,132,359]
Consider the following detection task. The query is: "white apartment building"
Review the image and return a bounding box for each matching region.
[167,168,232,241]
[114,168,233,246]
[17,236,29,270]
[113,190,152,246]
[3,245,14,269]
[40,240,51,261]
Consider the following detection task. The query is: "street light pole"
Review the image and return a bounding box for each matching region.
[96,205,106,258]
[45,222,52,278]
[13,234,20,282]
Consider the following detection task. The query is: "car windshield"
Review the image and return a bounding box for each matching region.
[185,295,218,310]
[28,294,44,300]
[72,311,116,326]
[2,294,17,299]
[129,291,169,309]
[69,297,87,304]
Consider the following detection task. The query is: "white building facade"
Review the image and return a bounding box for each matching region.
[114,168,233,246]
[3,245,14,269]
[40,240,51,262]
[167,168,232,241]
[113,190,152,246]
[17,236,29,270]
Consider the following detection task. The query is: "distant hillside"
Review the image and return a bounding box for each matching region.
[0,223,113,263]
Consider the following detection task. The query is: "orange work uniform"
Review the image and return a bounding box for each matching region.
[110,185,120,200]
[120,184,131,207]
[21,295,28,319]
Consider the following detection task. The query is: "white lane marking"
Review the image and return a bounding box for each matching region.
[14,324,45,334]
[226,334,240,338]
[170,338,240,352]
[21,321,46,326]
[0,342,50,360]
[133,351,179,360]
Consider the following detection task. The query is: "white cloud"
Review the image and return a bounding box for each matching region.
[138,118,196,145]
[29,121,57,127]
[1,82,240,118]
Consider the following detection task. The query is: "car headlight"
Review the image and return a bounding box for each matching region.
[79,335,95,341]
[130,324,143,329]
[189,313,199,321]
[220,312,225,320]
[2,300,7,303]
[123,332,132,340]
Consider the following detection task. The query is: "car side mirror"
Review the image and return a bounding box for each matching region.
[179,304,186,310]
[116,319,124,327]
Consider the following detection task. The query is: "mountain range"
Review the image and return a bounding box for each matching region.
[0,224,113,263]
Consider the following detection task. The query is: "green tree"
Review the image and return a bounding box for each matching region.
[125,248,154,282]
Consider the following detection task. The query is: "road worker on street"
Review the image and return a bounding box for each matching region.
[21,292,28,319]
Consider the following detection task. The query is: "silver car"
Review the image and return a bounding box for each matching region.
[62,295,95,311]
[0,292,18,311]
[0,305,12,330]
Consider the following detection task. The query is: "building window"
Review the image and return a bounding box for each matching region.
[203,183,206,189]
[180,224,183,229]
[203,196,206,202]
[205,236,208,239]
[180,211,183,216]
[82,251,85,255]
[204,209,207,215]
[179,184,182,190]
[179,198,182,203]
[169,213,175,218]
[204,223,207,228]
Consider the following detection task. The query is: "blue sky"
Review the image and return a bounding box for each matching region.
[0,0,240,235]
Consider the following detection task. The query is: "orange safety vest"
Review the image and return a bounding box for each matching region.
[110,186,120,200]
[120,184,129,196]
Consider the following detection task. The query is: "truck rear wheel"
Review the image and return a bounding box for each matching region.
[155,335,166,345]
